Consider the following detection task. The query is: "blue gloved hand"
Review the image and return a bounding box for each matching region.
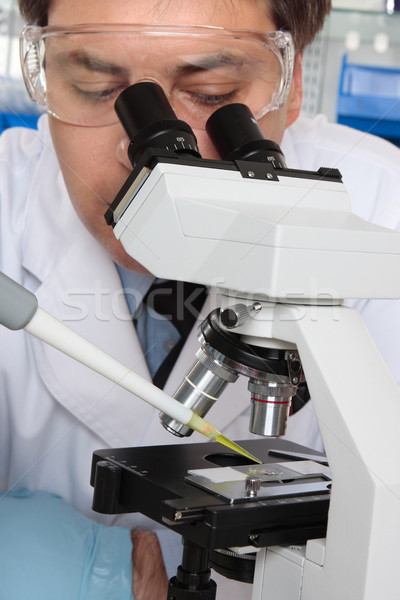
[0,490,134,600]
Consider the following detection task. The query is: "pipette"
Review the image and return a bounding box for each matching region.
[0,272,261,464]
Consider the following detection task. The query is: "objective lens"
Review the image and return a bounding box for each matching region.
[115,81,201,166]
[248,379,295,437]
[160,345,238,437]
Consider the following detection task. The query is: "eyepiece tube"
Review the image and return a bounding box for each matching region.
[114,82,200,166]
[206,103,286,167]
[115,82,177,141]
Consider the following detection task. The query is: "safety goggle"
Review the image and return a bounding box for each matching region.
[20,23,294,129]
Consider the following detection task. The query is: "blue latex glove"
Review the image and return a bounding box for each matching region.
[0,490,134,600]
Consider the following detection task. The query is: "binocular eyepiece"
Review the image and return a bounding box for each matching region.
[114,80,286,167]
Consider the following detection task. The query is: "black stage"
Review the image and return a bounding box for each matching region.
[91,438,330,551]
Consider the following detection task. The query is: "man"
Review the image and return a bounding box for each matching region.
[1,0,400,597]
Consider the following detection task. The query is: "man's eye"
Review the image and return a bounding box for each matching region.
[186,90,238,107]
[72,84,126,103]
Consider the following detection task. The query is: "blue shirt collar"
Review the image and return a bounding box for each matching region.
[115,264,155,318]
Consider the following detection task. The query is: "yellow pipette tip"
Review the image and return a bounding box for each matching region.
[188,413,262,464]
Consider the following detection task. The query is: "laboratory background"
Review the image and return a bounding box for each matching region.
[1,0,399,144]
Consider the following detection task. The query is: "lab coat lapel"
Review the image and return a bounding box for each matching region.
[29,234,158,448]
[20,150,156,447]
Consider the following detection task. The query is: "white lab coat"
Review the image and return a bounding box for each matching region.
[1,115,400,533]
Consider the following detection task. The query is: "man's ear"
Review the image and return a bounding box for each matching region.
[285,56,303,128]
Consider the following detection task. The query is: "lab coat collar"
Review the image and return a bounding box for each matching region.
[281,125,301,169]
[20,116,80,284]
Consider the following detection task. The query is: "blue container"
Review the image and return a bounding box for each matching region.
[337,55,400,145]
[0,112,39,134]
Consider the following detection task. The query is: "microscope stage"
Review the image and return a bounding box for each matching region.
[91,438,330,550]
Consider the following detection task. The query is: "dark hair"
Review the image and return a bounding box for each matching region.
[18,0,48,27]
[18,0,331,51]
[269,0,332,53]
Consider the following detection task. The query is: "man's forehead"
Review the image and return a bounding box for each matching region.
[48,0,273,31]
[51,42,255,77]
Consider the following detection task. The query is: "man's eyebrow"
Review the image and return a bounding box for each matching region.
[56,51,129,76]
[172,53,247,76]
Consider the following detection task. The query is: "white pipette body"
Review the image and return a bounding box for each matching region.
[25,307,194,426]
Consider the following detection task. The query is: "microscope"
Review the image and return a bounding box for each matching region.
[90,82,400,600]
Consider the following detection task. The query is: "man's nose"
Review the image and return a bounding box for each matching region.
[115,137,132,170]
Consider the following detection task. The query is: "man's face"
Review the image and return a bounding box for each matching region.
[47,0,303,272]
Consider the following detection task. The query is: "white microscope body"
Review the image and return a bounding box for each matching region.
[112,155,400,600]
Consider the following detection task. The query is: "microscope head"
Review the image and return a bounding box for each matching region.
[106,81,400,439]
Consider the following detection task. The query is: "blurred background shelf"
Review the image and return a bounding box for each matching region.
[0,0,41,131]
[302,7,400,146]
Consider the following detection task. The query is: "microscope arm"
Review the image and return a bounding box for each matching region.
[248,301,400,600]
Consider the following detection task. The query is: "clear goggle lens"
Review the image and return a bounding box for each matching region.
[20,24,294,129]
